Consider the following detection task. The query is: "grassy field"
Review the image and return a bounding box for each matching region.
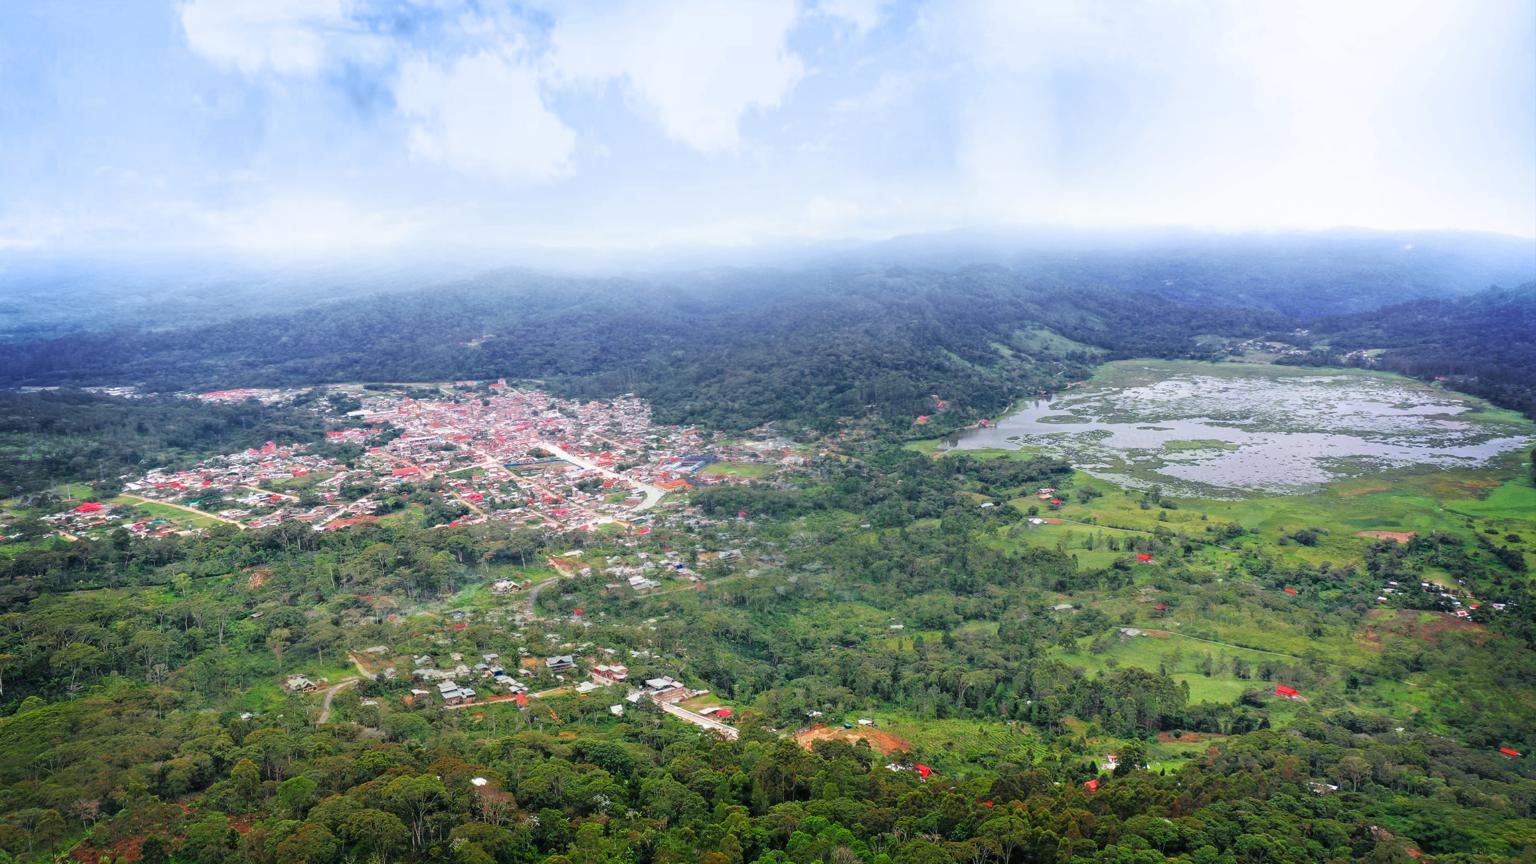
[988,452,1536,587]
[867,715,1044,777]
[120,499,227,529]
[375,507,426,527]
[266,472,337,492]
[705,463,778,478]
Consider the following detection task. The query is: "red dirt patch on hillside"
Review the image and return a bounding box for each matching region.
[795,724,914,755]
[1138,629,1173,638]
[1339,488,1387,497]
[1158,731,1226,744]
[328,516,381,529]
[1363,609,1492,646]
[1355,530,1417,543]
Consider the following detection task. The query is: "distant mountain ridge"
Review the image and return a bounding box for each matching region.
[837,227,1536,317]
[0,227,1529,341]
[0,267,1291,432]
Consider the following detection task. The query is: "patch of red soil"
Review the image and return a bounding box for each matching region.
[1158,731,1226,744]
[794,724,914,755]
[1362,609,1493,646]
[1139,629,1173,638]
[1355,530,1416,543]
[328,516,380,529]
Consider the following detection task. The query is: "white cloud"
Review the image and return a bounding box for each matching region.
[180,0,352,75]
[396,49,577,182]
[198,195,428,254]
[816,0,889,34]
[553,0,804,152]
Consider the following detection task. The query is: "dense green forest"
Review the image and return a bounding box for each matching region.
[1277,282,1536,420]
[2,258,1536,864]
[853,228,1535,317]
[2,444,1535,862]
[0,390,334,498]
[0,268,1292,433]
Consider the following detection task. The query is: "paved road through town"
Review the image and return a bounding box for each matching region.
[660,702,738,739]
[535,442,668,512]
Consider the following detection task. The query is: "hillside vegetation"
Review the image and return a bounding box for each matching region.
[0,261,1534,864]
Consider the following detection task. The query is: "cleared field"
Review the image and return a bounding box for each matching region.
[992,457,1535,593]
[795,724,915,754]
[703,463,778,478]
[122,500,226,529]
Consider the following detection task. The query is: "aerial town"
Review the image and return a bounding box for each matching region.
[41,381,811,543]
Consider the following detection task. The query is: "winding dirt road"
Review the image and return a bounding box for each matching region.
[315,676,360,724]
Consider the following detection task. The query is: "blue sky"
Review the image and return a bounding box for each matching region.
[1,0,1532,257]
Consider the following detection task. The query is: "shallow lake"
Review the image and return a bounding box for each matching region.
[941,367,1532,497]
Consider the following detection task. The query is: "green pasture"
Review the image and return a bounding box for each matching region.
[705,462,778,478]
[122,500,225,529]
[992,456,1535,585]
[870,715,1044,775]
[266,471,337,492]
[375,507,426,527]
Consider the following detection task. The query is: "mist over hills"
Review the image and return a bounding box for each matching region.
[0,266,1293,432]
[841,227,1536,317]
[0,227,1529,343]
[3,228,1535,431]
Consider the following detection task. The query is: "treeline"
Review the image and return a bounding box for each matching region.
[3,457,1536,858]
[0,389,330,497]
[0,268,1295,432]
[1280,281,1536,420]
[6,677,1536,863]
[694,451,1074,526]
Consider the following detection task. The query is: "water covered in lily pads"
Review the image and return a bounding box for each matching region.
[942,369,1531,497]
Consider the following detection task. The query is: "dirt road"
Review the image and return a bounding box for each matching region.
[526,575,562,617]
[117,494,244,526]
[316,677,360,724]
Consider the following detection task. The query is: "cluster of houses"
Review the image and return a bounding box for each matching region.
[1373,579,1503,617]
[371,645,716,714]
[403,651,533,706]
[88,380,822,540]
[31,502,147,540]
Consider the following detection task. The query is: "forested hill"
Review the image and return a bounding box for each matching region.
[1282,282,1536,420]
[0,267,1293,432]
[844,228,1536,318]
